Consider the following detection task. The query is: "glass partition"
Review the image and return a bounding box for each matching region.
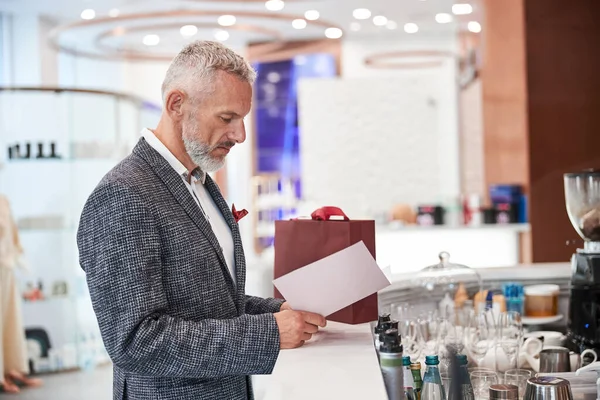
[0,87,160,374]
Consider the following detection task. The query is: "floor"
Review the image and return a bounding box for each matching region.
[1,365,112,399]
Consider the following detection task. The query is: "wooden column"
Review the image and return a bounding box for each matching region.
[481,0,529,192]
[482,0,600,262]
[524,0,600,262]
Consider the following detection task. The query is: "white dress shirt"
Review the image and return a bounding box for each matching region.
[142,129,236,284]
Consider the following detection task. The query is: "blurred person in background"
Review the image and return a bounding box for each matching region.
[0,194,42,394]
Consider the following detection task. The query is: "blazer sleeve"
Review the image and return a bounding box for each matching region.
[77,182,281,379]
[245,295,285,315]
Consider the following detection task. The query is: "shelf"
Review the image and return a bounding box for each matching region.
[377,222,531,233]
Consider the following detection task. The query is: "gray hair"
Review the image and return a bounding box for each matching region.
[161,40,256,103]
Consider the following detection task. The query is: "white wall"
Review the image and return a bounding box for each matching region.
[340,38,461,203]
[298,76,440,217]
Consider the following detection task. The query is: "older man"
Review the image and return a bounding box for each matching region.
[77,41,326,400]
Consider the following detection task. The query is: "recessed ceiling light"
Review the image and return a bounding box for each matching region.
[218,15,236,26]
[373,16,388,26]
[353,8,371,20]
[453,4,473,15]
[292,19,307,29]
[214,29,230,41]
[325,27,343,39]
[180,25,198,37]
[404,23,419,34]
[468,21,481,33]
[435,13,453,24]
[350,22,361,31]
[108,8,120,18]
[143,34,160,46]
[265,0,284,11]
[386,20,398,30]
[80,9,95,20]
[305,10,320,21]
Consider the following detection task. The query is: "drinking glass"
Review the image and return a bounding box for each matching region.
[498,312,523,370]
[401,318,423,361]
[504,369,532,399]
[417,312,440,356]
[467,311,494,367]
[470,369,498,399]
[441,372,452,398]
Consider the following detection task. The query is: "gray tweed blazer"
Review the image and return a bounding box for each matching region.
[77,138,284,400]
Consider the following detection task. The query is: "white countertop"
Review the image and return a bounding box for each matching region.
[252,322,388,400]
[380,262,571,294]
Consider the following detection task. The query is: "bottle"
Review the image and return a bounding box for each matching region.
[448,354,474,400]
[376,320,399,355]
[374,314,392,347]
[379,329,404,400]
[403,356,416,400]
[422,355,446,400]
[411,362,424,400]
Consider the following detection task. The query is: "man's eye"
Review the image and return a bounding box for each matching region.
[220,117,232,123]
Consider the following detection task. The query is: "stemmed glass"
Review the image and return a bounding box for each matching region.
[400,318,423,361]
[437,318,465,372]
[498,311,523,371]
[467,311,495,368]
[417,311,440,357]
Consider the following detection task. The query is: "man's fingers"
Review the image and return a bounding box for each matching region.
[304,322,319,334]
[301,333,312,341]
[301,312,327,328]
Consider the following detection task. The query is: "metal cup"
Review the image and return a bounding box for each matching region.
[539,348,571,373]
[489,384,519,400]
[523,377,573,400]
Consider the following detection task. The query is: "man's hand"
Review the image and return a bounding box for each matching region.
[274,310,327,349]
[280,302,293,311]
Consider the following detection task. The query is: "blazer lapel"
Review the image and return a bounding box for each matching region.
[205,175,247,311]
[133,139,236,297]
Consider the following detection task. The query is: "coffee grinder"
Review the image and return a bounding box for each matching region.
[565,170,600,353]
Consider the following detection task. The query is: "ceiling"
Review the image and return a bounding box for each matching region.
[0,0,483,61]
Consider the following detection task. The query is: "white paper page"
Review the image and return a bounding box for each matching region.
[272,241,391,317]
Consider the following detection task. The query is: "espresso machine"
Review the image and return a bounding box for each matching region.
[565,170,600,353]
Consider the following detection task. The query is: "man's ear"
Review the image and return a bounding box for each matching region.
[165,90,185,120]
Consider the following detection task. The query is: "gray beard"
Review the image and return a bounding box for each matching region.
[182,137,225,173]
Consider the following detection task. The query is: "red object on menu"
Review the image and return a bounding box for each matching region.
[274,207,378,324]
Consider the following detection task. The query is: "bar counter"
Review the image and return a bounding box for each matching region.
[252,322,388,400]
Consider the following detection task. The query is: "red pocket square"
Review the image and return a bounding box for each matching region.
[232,204,248,223]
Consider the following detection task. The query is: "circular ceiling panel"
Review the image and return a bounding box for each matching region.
[49,9,343,62]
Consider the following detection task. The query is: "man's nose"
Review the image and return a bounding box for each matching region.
[230,120,246,144]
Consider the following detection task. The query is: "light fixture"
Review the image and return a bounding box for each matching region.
[325,27,343,39]
[404,23,419,34]
[452,3,473,15]
[218,15,236,26]
[292,19,307,29]
[353,8,371,20]
[143,34,160,46]
[265,0,285,11]
[108,9,120,18]
[305,10,320,20]
[214,29,230,41]
[386,20,398,30]
[180,25,198,37]
[373,16,388,26]
[350,22,361,31]
[435,13,453,24]
[80,9,96,20]
[467,21,481,33]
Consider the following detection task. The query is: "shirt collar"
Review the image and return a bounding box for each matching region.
[141,128,206,184]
